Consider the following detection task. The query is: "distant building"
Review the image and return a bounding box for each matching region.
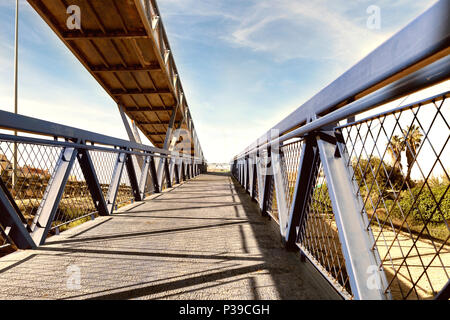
[18,166,50,179]
[0,154,11,174]
[0,154,50,179]
[208,163,230,171]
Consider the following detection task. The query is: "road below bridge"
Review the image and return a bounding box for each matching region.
[0,173,339,300]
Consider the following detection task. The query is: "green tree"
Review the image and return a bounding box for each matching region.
[403,124,423,182]
[387,135,404,172]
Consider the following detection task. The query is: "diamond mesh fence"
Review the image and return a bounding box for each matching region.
[296,163,353,298]
[339,93,449,299]
[280,140,304,212]
[0,140,164,239]
[0,141,62,228]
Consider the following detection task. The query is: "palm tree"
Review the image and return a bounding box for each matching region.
[387,135,404,172]
[403,124,423,182]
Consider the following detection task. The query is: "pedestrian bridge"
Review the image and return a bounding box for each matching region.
[0,0,449,300]
[0,173,339,300]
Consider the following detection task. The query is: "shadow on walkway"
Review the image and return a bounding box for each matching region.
[0,173,340,300]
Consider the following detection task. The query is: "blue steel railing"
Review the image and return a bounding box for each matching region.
[231,0,450,300]
[0,110,206,251]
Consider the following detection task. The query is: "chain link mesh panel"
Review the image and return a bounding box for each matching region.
[340,93,449,300]
[52,156,98,231]
[297,163,353,298]
[0,141,62,227]
[280,140,304,212]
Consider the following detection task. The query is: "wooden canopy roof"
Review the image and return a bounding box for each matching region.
[27,0,203,157]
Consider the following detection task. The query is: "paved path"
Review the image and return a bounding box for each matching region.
[0,173,339,300]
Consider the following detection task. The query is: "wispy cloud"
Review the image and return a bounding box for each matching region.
[0,0,440,163]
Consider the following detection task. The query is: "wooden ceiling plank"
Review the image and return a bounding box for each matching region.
[91,65,161,72]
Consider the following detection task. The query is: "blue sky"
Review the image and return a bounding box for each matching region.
[0,0,439,162]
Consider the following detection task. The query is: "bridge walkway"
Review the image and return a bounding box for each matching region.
[0,173,339,300]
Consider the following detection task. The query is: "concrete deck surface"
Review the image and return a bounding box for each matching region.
[0,173,340,300]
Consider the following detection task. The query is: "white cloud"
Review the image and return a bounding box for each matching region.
[226,0,391,66]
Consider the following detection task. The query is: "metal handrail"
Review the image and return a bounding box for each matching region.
[233,0,449,160]
[0,109,204,162]
[231,0,450,300]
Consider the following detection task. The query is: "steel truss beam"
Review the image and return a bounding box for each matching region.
[77,147,109,216]
[284,135,320,249]
[0,178,35,249]
[62,31,148,40]
[157,103,179,187]
[271,144,290,238]
[248,155,254,196]
[125,151,142,201]
[316,130,388,300]
[91,65,161,73]
[111,89,171,96]
[31,147,78,245]
[105,153,126,214]
[174,161,180,184]
[164,157,172,188]
[138,156,152,199]
[149,155,160,193]
[180,160,186,181]
[255,150,265,210]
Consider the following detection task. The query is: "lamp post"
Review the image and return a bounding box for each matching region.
[12,0,19,190]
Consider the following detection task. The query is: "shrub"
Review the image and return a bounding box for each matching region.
[394,184,450,223]
[353,157,406,197]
